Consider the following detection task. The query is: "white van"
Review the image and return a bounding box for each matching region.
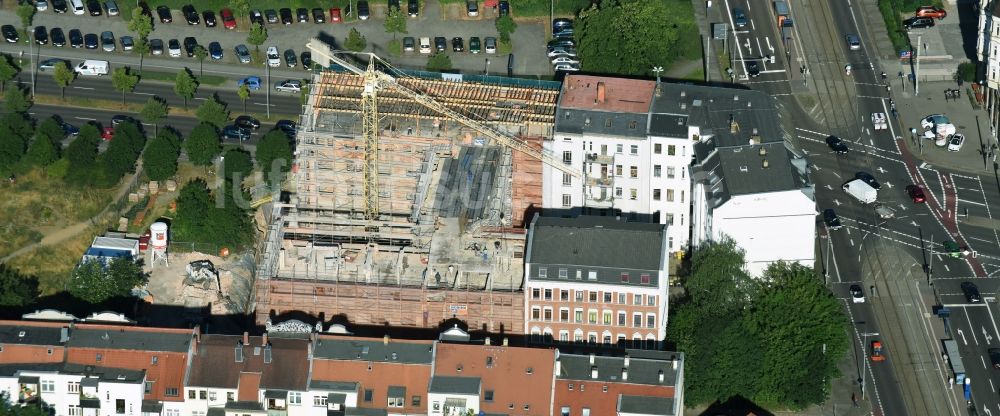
[70,0,85,15]
[75,60,109,76]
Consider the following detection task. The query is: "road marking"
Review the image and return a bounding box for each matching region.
[958,328,969,345]
[983,355,988,369]
[134,92,154,96]
[74,117,96,121]
[72,87,95,90]
[850,239,855,246]
[991,378,996,393]
[970,236,995,244]
[959,198,988,206]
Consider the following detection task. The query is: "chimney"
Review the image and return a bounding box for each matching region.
[555,360,561,375]
[622,368,628,381]
[589,353,595,365]
[383,335,390,345]
[243,331,249,346]
[623,354,630,368]
[590,366,598,379]
[262,333,268,346]
[658,369,665,383]
[193,325,201,345]
[672,357,678,370]
[762,159,769,168]
[502,337,509,346]
[596,82,606,104]
[484,337,491,345]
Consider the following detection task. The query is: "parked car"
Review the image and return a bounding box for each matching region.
[35,0,48,11]
[498,0,510,16]
[235,44,251,63]
[434,37,447,52]
[156,5,172,23]
[745,60,760,77]
[150,38,164,55]
[407,0,419,16]
[50,27,66,47]
[182,4,199,25]
[84,33,98,49]
[38,58,67,71]
[266,46,281,67]
[467,1,478,16]
[329,8,342,22]
[274,79,302,93]
[279,8,293,25]
[250,9,264,26]
[846,34,861,50]
[358,0,370,20]
[296,7,309,22]
[86,0,102,16]
[850,284,865,303]
[101,127,115,141]
[69,29,83,47]
[235,115,261,130]
[948,134,965,151]
[990,348,1000,369]
[301,51,314,70]
[419,37,432,53]
[732,7,747,28]
[903,16,934,30]
[916,5,946,19]
[52,0,68,13]
[554,63,580,72]
[312,8,325,23]
[2,25,19,43]
[552,18,573,34]
[203,10,216,27]
[551,56,579,65]
[553,28,574,38]
[452,37,464,52]
[469,37,481,54]
[238,76,262,91]
[100,31,115,52]
[183,36,197,57]
[34,26,49,45]
[57,119,79,136]
[284,49,297,67]
[208,41,223,59]
[962,281,982,303]
[906,184,926,203]
[403,37,416,52]
[485,37,497,54]
[547,37,575,50]
[221,8,237,29]
[111,115,135,126]
[168,38,181,57]
[265,9,278,24]
[389,0,400,11]
[275,120,296,137]
[855,172,881,190]
[120,35,134,51]
[826,135,849,154]
[222,125,251,141]
[104,0,119,16]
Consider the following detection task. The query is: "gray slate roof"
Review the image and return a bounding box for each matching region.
[618,395,677,416]
[67,328,191,352]
[428,375,481,395]
[226,401,265,411]
[650,84,781,152]
[692,142,809,210]
[346,408,388,416]
[526,216,665,286]
[0,325,65,346]
[556,350,682,387]
[0,363,62,377]
[313,338,433,364]
[310,380,359,392]
[555,108,649,138]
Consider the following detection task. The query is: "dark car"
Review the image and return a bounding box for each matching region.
[250,9,264,26]
[826,135,848,154]
[156,6,172,23]
[275,120,296,137]
[265,9,278,24]
[111,115,135,126]
[823,209,843,230]
[434,36,447,52]
[284,49,297,67]
[183,36,197,57]
[498,0,510,16]
[137,1,152,18]
[407,0,419,16]
[52,0,68,13]
[962,282,982,303]
[1,25,17,43]
[86,0,102,15]
[203,10,216,27]
[34,26,48,45]
[745,60,760,77]
[301,51,313,70]
[855,172,881,190]
[989,348,1000,369]
[150,38,163,55]
[208,41,223,59]
[68,29,83,47]
[732,7,747,28]
[222,125,251,141]
[452,37,464,52]
[903,16,934,30]
[358,0,370,20]
[312,8,325,23]
[279,8,293,24]
[466,0,478,16]
[235,115,261,130]
[906,184,926,203]
[389,0,400,11]
[182,5,199,25]
[296,8,309,22]
[403,36,415,52]
[849,284,865,303]
[50,27,66,47]
[552,18,573,33]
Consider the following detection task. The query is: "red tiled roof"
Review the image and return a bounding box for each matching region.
[433,343,555,415]
[559,75,655,114]
[238,372,262,401]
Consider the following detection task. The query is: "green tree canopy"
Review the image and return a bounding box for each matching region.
[24,117,63,167]
[193,44,208,76]
[185,122,221,166]
[128,8,153,40]
[495,15,517,43]
[4,86,31,113]
[221,148,253,185]
[237,83,250,113]
[229,0,250,23]
[0,54,19,93]
[68,258,147,304]
[384,8,407,39]
[195,95,230,127]
[345,28,367,52]
[0,113,32,173]
[0,264,39,307]
[16,2,35,30]
[256,130,293,186]
[426,53,453,72]
[52,61,75,100]
[576,0,695,76]
[174,69,198,109]
[139,97,169,135]
[65,124,100,173]
[173,179,252,250]
[111,67,140,105]
[143,131,180,181]
[247,22,268,50]
[100,121,145,184]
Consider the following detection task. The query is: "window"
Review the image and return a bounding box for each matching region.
[199,391,207,400]
[603,385,609,393]
[144,381,153,394]
[165,388,179,397]
[634,294,642,305]
[666,189,675,202]
[363,389,373,402]
[189,390,196,399]
[616,144,623,154]
[115,399,125,414]
[654,143,662,154]
[560,290,569,301]
[485,390,495,402]
[667,145,676,155]
[563,173,572,186]
[653,165,661,177]
[575,309,583,323]
[618,312,626,326]
[681,190,685,203]
[633,313,642,327]
[588,271,597,280]
[96,353,102,362]
[538,268,547,278]
[531,307,540,320]
[151,356,158,365]
[614,187,622,198]
[562,194,572,207]
[559,330,569,341]
[314,395,328,406]
[68,406,80,416]
[603,292,612,303]
[545,289,553,300]
[561,406,571,416]
[615,165,623,176]
[629,189,637,200]
[589,291,597,302]
[647,314,656,328]
[209,391,217,401]
[165,410,180,416]
[289,392,301,405]
[618,293,626,304]
[653,189,661,201]
[67,381,80,394]
[575,291,584,301]
[641,274,651,285]
[544,308,553,321]
[621,273,629,283]
[40,380,54,393]
[388,397,404,407]
[630,145,638,155]
[630,166,638,178]
[588,310,598,324]
[669,237,674,250]
[603,334,612,344]
[605,118,613,128]
[575,332,584,342]
[532,288,540,299]
[603,311,612,325]
[648,295,656,305]
[588,333,598,343]
[667,166,676,179]
[560,308,569,321]
[666,213,674,225]
[563,151,572,165]
[227,392,234,401]
[412,396,421,406]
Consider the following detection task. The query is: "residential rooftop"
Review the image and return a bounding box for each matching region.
[313,336,434,364]
[66,327,192,353]
[557,350,682,387]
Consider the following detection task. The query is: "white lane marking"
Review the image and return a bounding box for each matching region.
[72,86,95,90]
[74,117,96,121]
[959,199,988,207]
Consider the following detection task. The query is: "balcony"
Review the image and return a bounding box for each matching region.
[585,153,614,164]
[585,176,613,187]
[585,192,614,208]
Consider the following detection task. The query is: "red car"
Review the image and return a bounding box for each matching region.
[101,127,115,141]
[329,7,341,23]
[907,184,926,203]
[220,8,237,29]
[916,6,946,19]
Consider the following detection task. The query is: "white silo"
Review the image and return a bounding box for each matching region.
[149,222,169,266]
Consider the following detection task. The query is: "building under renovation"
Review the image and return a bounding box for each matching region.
[255,47,563,334]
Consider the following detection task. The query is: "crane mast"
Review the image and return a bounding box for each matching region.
[361,56,380,222]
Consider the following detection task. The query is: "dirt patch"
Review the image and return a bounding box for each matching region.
[141,250,256,316]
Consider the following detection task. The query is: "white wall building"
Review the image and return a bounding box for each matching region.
[978,2,1000,133]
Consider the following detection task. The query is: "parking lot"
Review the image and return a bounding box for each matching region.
[0,0,556,78]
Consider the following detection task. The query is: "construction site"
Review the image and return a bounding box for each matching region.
[253,41,570,335]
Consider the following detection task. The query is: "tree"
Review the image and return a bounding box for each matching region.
[246,22,267,52]
[52,61,75,100]
[0,54,19,93]
[576,0,695,76]
[143,131,180,181]
[256,130,293,186]
[133,38,151,72]
[221,148,253,185]
[0,264,39,307]
[384,8,407,40]
[173,69,198,109]
[111,67,139,106]
[345,28,367,52]
[16,2,35,33]
[101,121,145,183]
[195,95,230,127]
[185,122,222,166]
[4,86,30,113]
[426,53,453,72]
[0,113,31,172]
[173,179,252,250]
[229,0,251,25]
[495,15,517,43]
[139,97,169,136]
[237,83,250,113]
[127,8,153,40]
[65,124,100,172]
[68,258,147,304]
[24,118,63,167]
[193,45,209,76]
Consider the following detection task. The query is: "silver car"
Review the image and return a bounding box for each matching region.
[846,34,861,50]
[235,44,251,64]
[104,0,118,15]
[274,79,302,93]
[100,31,115,52]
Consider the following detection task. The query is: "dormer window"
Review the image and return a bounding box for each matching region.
[641,274,651,284]
[621,273,629,283]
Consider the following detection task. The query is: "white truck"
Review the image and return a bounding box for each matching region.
[843,179,877,204]
[872,112,888,131]
[74,60,109,76]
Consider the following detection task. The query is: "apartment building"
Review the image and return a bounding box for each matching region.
[554,350,683,416]
[978,1,1000,133]
[523,216,669,347]
[430,342,554,415]
[543,75,693,254]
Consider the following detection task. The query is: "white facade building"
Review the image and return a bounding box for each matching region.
[979,2,1000,132]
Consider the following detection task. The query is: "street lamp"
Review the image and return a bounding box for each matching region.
[485,58,490,76]
[861,331,880,400]
[911,127,921,155]
[265,61,271,120]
